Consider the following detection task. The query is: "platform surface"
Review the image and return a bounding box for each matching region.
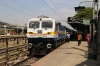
[31,41,100,66]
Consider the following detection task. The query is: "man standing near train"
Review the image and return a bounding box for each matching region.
[66,32,70,43]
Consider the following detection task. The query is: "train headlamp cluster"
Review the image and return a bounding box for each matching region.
[28,43,33,48]
[47,43,52,48]
[27,32,33,34]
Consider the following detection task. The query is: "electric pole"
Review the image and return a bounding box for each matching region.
[92,0,99,60]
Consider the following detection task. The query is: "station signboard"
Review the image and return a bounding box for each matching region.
[67,17,83,23]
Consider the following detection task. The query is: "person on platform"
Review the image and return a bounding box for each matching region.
[77,33,82,46]
[66,32,70,43]
[86,33,90,44]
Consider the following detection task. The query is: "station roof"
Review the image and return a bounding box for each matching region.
[60,22,77,31]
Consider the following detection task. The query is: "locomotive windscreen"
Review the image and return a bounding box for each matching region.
[42,21,53,28]
[29,21,40,28]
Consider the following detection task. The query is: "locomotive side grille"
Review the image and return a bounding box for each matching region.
[37,30,42,34]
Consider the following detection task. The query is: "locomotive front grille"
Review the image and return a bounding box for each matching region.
[37,30,42,34]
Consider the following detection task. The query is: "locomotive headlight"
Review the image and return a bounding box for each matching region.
[47,43,52,48]
[28,43,33,48]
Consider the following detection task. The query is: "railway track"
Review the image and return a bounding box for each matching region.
[0,43,43,66]
[0,44,28,64]
[12,56,41,66]
[0,45,27,55]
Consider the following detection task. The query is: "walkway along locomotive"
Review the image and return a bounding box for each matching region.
[26,15,73,56]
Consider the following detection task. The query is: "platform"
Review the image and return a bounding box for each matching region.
[31,41,100,66]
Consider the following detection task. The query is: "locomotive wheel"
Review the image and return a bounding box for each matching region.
[35,48,40,55]
[54,41,58,49]
[59,40,61,46]
[27,48,33,56]
[46,48,54,54]
[46,49,50,54]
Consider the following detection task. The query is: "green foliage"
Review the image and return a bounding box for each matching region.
[73,7,93,19]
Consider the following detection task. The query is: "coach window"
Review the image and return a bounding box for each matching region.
[42,21,53,28]
[29,22,40,28]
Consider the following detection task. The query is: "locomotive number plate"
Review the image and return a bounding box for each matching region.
[38,34,42,36]
[29,34,42,36]
[29,34,47,37]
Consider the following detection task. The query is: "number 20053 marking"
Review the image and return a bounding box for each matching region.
[29,34,41,36]
[29,34,47,37]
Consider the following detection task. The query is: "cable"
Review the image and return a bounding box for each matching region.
[0,11,27,25]
[49,0,66,19]
[42,0,65,21]
[12,0,40,15]
[0,2,34,17]
[57,20,67,22]
[0,15,25,22]
[0,20,13,24]
[0,10,27,19]
[0,10,17,17]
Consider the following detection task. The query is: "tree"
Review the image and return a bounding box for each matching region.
[73,7,93,19]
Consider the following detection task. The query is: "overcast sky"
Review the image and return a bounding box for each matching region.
[0,0,99,26]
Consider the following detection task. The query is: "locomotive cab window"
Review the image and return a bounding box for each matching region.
[42,21,53,28]
[29,21,40,28]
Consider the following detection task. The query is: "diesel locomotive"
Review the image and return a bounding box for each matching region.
[26,15,75,56]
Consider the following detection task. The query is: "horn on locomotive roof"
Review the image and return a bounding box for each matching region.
[38,15,49,18]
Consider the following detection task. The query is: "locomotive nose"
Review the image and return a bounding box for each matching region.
[47,43,52,48]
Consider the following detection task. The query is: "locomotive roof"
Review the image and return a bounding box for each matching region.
[28,17,54,21]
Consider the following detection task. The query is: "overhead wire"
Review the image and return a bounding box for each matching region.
[0,10,18,17]
[0,2,34,17]
[0,15,25,22]
[12,0,40,15]
[0,15,15,20]
[49,0,66,20]
[0,11,17,24]
[0,10,28,26]
[49,0,75,29]
[0,10,27,19]
[42,0,65,21]
[0,10,28,24]
[0,18,15,24]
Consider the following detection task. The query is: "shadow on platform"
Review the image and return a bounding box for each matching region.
[72,47,87,52]
[76,43,100,66]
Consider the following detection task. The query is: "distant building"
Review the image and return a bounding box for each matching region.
[0,21,27,35]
